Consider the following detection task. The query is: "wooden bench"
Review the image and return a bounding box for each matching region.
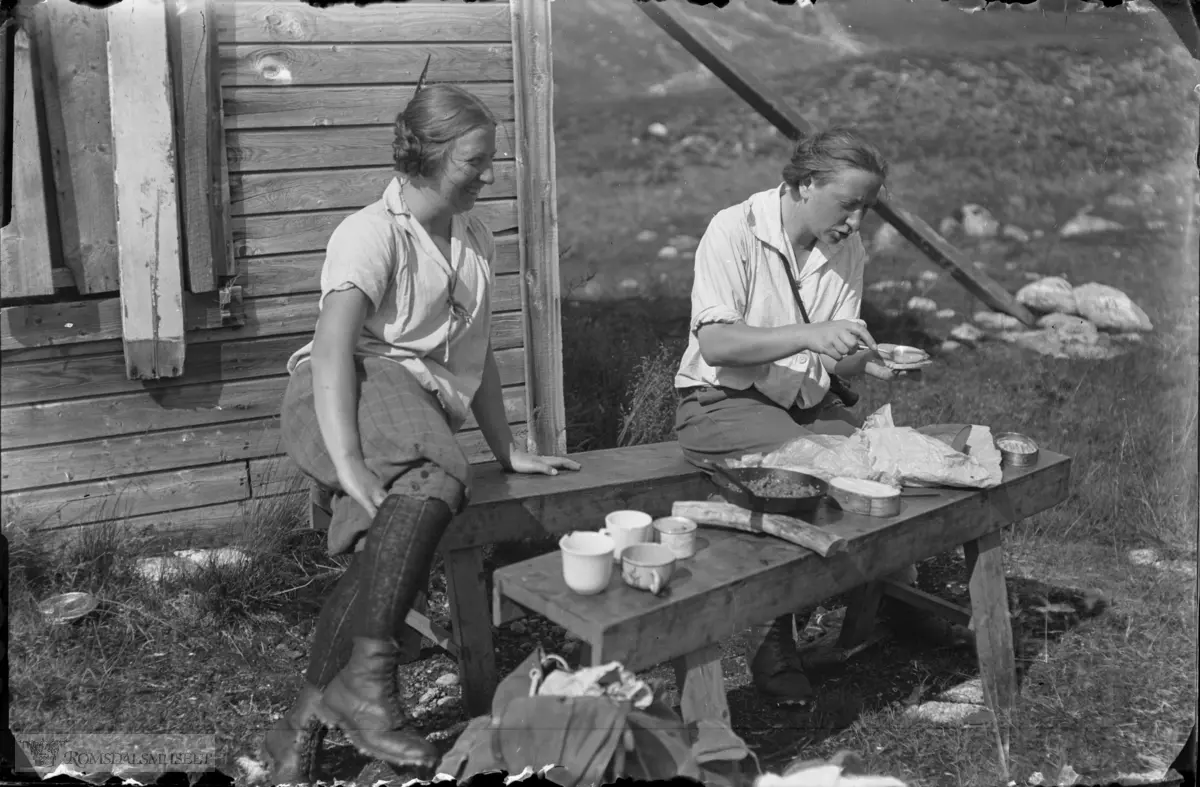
[492,451,1072,731]
[310,440,712,715]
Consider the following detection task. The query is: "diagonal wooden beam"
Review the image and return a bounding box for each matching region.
[635,0,1037,327]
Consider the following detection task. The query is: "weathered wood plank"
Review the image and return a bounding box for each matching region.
[880,577,972,627]
[217,1,512,44]
[221,43,513,87]
[964,529,1018,722]
[1,22,8,230]
[1,462,250,533]
[231,200,518,258]
[1,336,526,406]
[239,236,520,297]
[1,28,56,299]
[223,83,515,129]
[231,163,518,214]
[2,374,524,451]
[168,0,227,293]
[107,0,187,379]
[670,644,731,729]
[511,0,565,456]
[1,295,526,352]
[837,582,885,649]
[1,413,507,492]
[226,121,516,172]
[445,546,499,717]
[29,0,119,294]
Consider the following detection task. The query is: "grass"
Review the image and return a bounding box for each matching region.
[7,5,1199,786]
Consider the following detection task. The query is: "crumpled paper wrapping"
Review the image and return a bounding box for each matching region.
[534,658,655,710]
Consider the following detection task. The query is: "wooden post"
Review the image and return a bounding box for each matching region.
[510,0,567,455]
[0,27,56,300]
[2,20,10,230]
[28,0,121,294]
[107,0,187,379]
[167,0,229,293]
[634,1,1038,328]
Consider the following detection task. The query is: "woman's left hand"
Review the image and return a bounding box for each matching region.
[864,359,922,382]
[507,449,582,476]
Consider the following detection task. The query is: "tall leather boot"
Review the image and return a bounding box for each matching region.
[315,495,453,774]
[747,614,814,706]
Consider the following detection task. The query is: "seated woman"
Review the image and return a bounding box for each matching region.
[675,127,915,705]
[261,84,579,784]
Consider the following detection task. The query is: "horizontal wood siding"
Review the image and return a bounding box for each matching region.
[2,1,531,547]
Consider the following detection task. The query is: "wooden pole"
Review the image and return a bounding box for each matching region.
[635,1,1038,327]
[511,0,568,455]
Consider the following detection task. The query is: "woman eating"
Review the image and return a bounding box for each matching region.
[674,127,915,705]
[261,83,579,784]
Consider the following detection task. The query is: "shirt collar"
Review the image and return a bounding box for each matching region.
[383,177,411,218]
[747,182,845,273]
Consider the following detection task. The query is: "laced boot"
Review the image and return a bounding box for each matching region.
[261,684,326,786]
[748,615,814,706]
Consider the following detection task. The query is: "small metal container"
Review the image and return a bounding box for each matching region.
[38,592,99,625]
[994,432,1039,466]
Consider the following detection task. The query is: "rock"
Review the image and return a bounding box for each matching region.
[667,234,699,252]
[656,245,679,260]
[1146,219,1168,231]
[1060,211,1124,237]
[950,323,985,343]
[939,678,984,705]
[960,204,1000,238]
[1001,224,1030,243]
[419,688,439,705]
[1073,283,1153,332]
[136,556,197,583]
[1023,272,1044,281]
[938,216,959,237]
[1032,229,1045,238]
[1128,548,1159,566]
[618,278,640,292]
[1057,764,1081,787]
[940,340,962,352]
[935,308,956,319]
[435,673,459,688]
[973,311,1024,332]
[1037,313,1098,340]
[1105,194,1137,209]
[1028,772,1046,786]
[873,223,902,252]
[906,296,938,313]
[635,229,658,243]
[647,122,669,139]
[1016,276,1078,314]
[509,620,527,635]
[918,270,939,284]
[436,695,456,708]
[904,701,995,726]
[867,279,911,292]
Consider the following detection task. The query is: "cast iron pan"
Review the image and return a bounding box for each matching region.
[707,462,828,515]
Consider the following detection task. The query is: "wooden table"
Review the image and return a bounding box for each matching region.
[493,451,1071,732]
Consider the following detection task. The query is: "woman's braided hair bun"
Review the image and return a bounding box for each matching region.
[392,83,497,180]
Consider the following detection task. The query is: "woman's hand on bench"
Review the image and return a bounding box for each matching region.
[505,448,582,477]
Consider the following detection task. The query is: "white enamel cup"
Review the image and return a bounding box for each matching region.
[600,510,654,563]
[559,531,615,595]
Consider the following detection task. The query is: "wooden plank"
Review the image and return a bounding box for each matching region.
[226,121,516,172]
[445,546,499,717]
[670,644,731,729]
[231,199,518,258]
[1,21,8,229]
[635,1,1037,328]
[837,582,885,649]
[880,577,972,627]
[230,163,518,214]
[223,83,515,129]
[29,0,119,294]
[239,236,520,297]
[964,529,1018,721]
[221,43,513,87]
[1,463,250,533]
[0,27,56,299]
[107,0,187,379]
[511,0,565,456]
[492,455,1072,673]
[216,1,512,44]
[0,414,511,492]
[1,339,526,405]
[0,294,526,352]
[168,0,227,293]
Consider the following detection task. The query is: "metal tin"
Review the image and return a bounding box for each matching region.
[994,432,1039,466]
[38,592,99,625]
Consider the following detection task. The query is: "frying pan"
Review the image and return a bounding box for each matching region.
[707,462,828,515]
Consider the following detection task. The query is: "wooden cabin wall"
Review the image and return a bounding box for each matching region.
[1,0,550,552]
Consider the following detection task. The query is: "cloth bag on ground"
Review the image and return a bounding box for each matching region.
[437,647,755,786]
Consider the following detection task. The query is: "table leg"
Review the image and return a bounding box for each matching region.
[964,530,1018,721]
[670,643,731,729]
[838,581,885,649]
[444,546,498,717]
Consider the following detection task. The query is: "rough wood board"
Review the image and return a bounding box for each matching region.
[837,582,885,649]
[444,546,499,717]
[1,414,507,492]
[230,163,518,214]
[226,122,516,172]
[1,338,525,406]
[1,22,8,228]
[168,0,225,293]
[29,0,119,294]
[107,0,187,379]
[216,1,511,44]
[221,43,512,87]
[222,83,515,129]
[670,644,731,729]
[493,454,1071,673]
[510,0,565,456]
[881,577,972,627]
[1,28,56,299]
[238,237,520,298]
[964,529,1018,720]
[1,462,249,533]
[230,199,518,257]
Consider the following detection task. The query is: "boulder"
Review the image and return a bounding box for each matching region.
[1016,276,1078,314]
[960,204,1000,238]
[973,310,1024,332]
[1073,283,1153,332]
